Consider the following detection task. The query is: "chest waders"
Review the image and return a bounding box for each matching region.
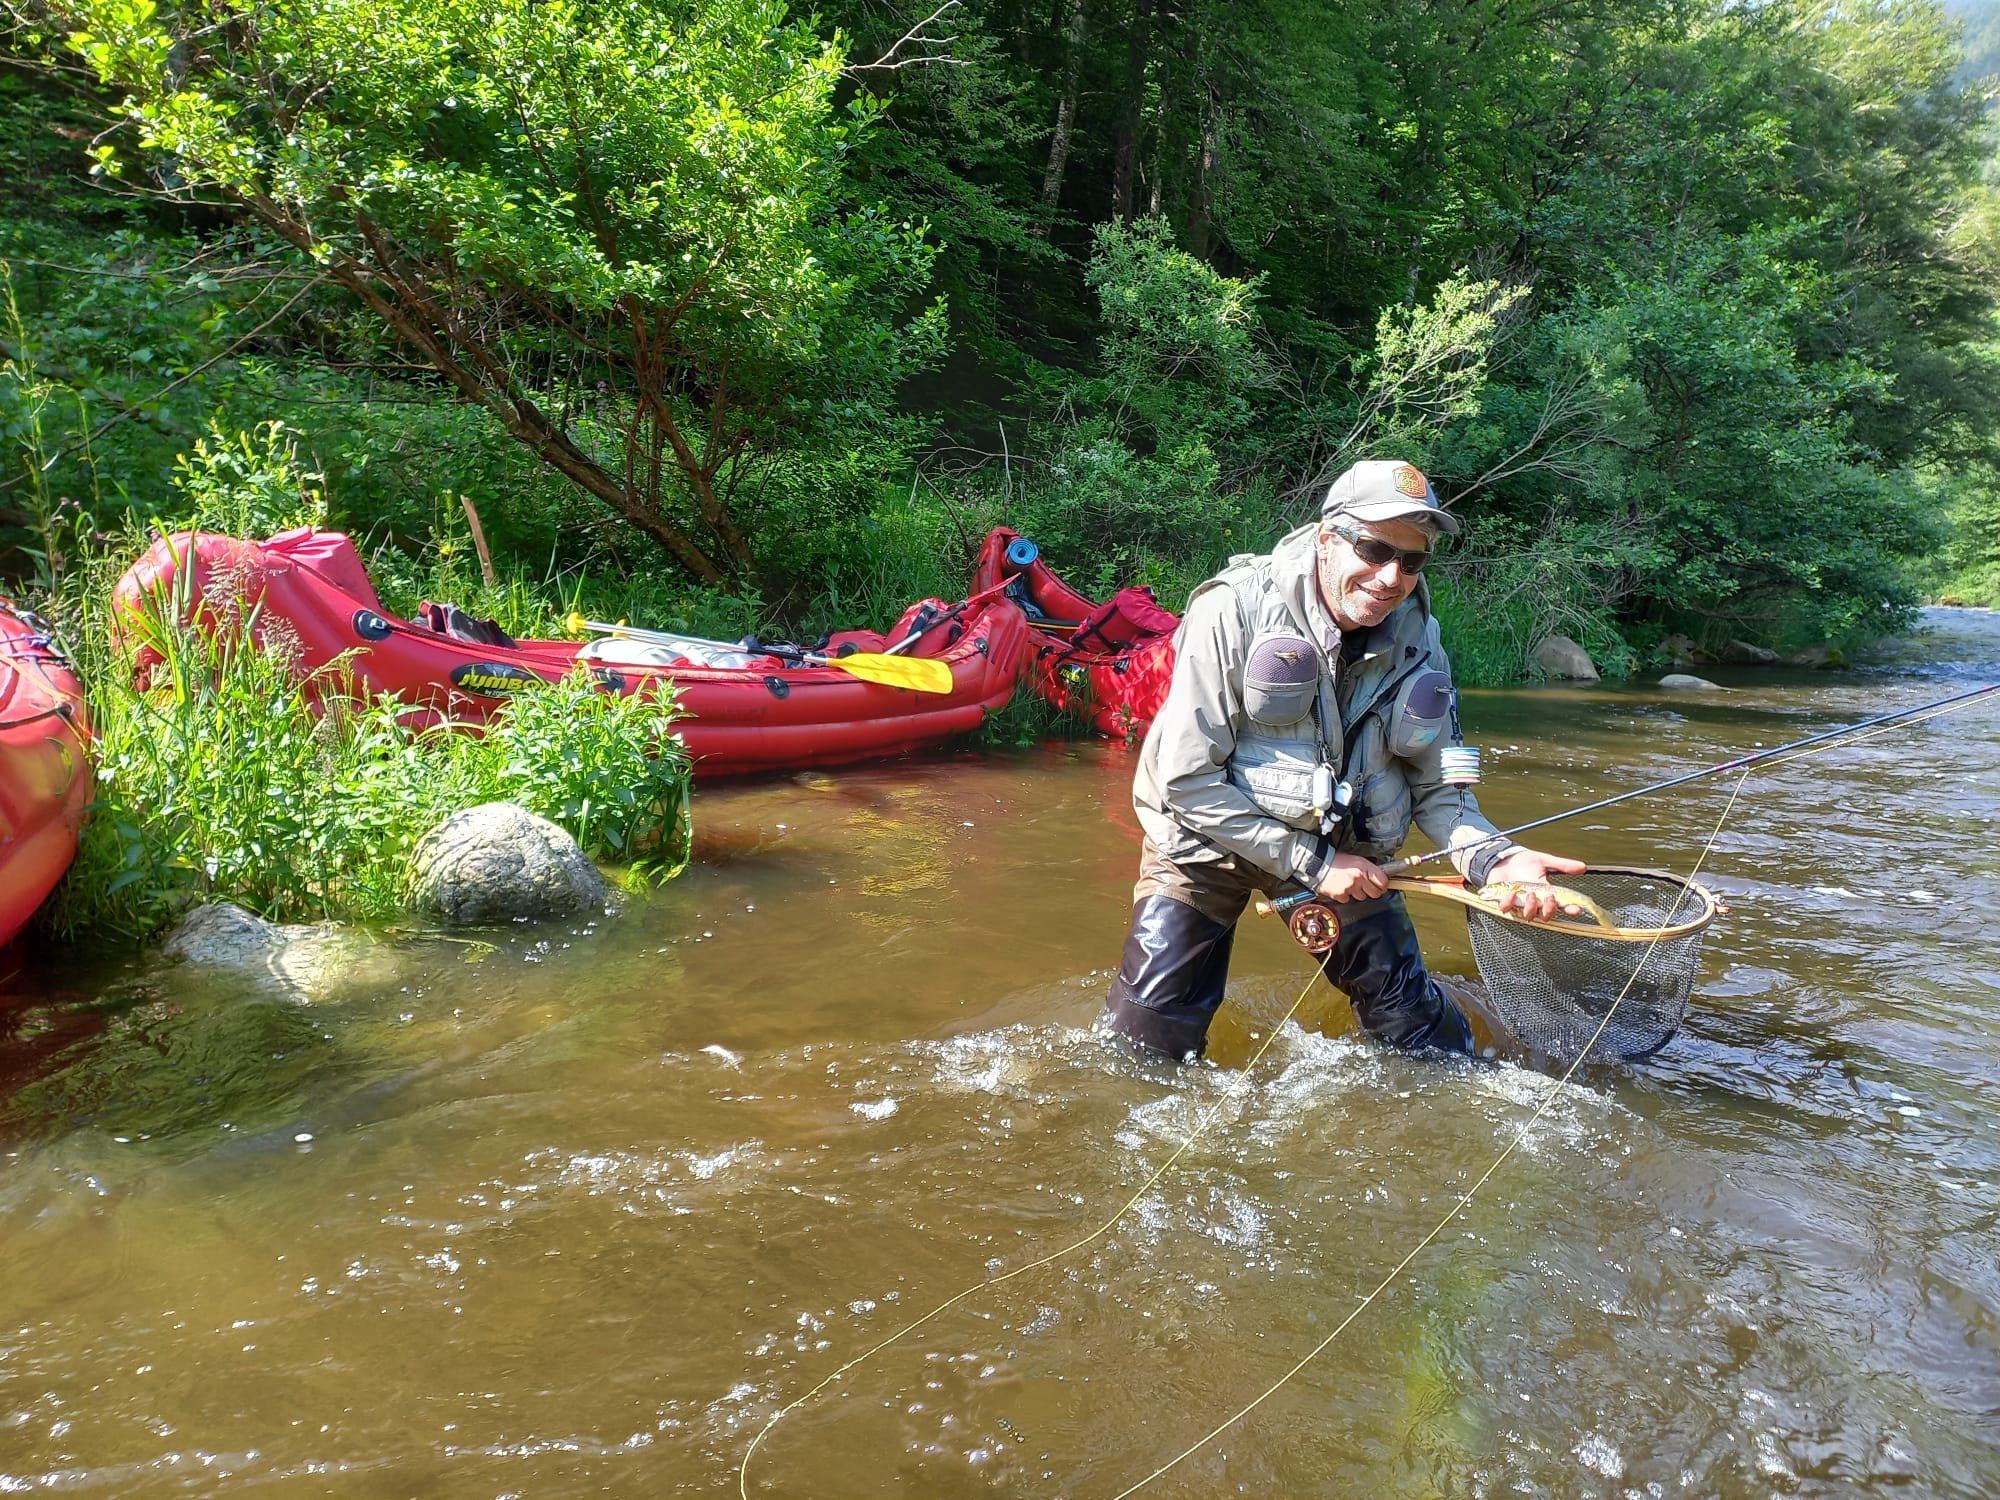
[1103,576,1474,1060]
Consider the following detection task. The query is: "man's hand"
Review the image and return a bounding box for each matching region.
[1314,852,1390,903]
[1481,848,1589,921]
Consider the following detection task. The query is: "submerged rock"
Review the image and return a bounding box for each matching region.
[1532,635,1599,680]
[406,802,606,925]
[158,901,387,1002]
[1659,673,1723,690]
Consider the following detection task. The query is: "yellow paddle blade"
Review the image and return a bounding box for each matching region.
[828,651,954,694]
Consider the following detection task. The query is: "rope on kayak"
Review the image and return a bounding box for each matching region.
[0,701,77,732]
[737,964,1326,1498]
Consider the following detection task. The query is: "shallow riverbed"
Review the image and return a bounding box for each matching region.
[3,609,1996,1498]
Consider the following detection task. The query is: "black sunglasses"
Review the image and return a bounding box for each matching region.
[1329,523,1431,576]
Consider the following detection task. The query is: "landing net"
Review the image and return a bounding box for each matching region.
[1463,866,1719,1062]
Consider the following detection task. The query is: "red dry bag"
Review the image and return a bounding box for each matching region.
[1070,585,1179,654]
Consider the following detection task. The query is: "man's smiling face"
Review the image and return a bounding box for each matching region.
[1315,517,1431,631]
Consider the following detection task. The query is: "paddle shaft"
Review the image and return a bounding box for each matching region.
[1383,681,1998,876]
[881,576,1019,657]
[565,615,954,692]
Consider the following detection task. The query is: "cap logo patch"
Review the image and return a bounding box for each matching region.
[1392,464,1429,498]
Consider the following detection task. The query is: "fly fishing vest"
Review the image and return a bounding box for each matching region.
[1188,554,1459,861]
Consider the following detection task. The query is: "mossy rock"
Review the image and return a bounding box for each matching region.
[406,803,607,925]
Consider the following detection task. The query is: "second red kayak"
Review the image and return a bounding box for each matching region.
[113,529,1031,779]
[973,528,1179,741]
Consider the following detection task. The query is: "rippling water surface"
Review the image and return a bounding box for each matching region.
[3,610,1996,1498]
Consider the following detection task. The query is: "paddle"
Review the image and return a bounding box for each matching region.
[564,614,955,694]
[878,575,1022,656]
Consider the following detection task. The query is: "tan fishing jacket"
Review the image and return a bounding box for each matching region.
[1132,523,1516,889]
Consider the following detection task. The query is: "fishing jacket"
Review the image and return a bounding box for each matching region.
[1131,522,1518,890]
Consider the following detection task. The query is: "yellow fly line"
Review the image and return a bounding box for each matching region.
[737,688,1995,1498]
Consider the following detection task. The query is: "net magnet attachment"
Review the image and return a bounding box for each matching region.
[1440,745,1481,785]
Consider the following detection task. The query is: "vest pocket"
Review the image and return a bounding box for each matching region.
[1228,735,1321,826]
[1242,631,1319,728]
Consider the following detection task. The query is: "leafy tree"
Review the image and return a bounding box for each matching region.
[43,0,944,584]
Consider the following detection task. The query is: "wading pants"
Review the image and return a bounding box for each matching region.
[1101,843,1473,1060]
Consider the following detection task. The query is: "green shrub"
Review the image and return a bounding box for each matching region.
[46,577,691,940]
[480,669,690,866]
[167,421,326,538]
[1426,516,1644,686]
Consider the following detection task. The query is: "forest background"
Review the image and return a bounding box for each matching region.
[4,0,2000,689]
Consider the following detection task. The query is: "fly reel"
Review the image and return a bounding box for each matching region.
[1254,893,1342,953]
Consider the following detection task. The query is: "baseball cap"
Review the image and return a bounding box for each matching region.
[1321,460,1460,536]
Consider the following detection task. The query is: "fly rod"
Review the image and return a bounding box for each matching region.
[1386,680,1998,875]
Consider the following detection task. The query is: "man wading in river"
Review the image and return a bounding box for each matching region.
[1103,459,1586,1059]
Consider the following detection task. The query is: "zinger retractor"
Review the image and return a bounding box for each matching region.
[1255,891,1342,953]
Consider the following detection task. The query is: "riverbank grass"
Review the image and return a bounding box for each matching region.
[47,585,691,941]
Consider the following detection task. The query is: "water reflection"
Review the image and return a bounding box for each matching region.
[1,610,1996,1497]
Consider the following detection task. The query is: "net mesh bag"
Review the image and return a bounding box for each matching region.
[1461,867,1719,1063]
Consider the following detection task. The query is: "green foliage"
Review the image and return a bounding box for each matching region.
[50,0,944,584]
[4,0,1995,673]
[1953,0,2000,82]
[479,670,691,867]
[1084,217,1271,439]
[45,546,691,940]
[973,672,1073,748]
[167,421,325,537]
[1427,517,1655,686]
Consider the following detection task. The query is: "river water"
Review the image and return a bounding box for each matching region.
[3,609,1996,1498]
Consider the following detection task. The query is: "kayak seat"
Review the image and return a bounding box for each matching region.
[417,601,517,649]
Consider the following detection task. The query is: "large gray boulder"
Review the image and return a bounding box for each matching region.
[1532,635,1599,680]
[158,901,389,1002]
[406,802,606,924]
[1721,638,1779,666]
[1659,673,1723,691]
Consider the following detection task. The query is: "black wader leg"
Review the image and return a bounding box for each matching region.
[1102,895,1239,1060]
[1318,892,1473,1054]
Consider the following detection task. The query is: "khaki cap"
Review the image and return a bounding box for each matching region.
[1321,460,1460,536]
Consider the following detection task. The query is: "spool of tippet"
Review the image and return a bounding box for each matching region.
[1439,745,1481,786]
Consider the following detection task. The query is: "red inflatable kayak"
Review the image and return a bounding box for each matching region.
[0,600,91,947]
[112,529,1030,779]
[973,528,1179,741]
